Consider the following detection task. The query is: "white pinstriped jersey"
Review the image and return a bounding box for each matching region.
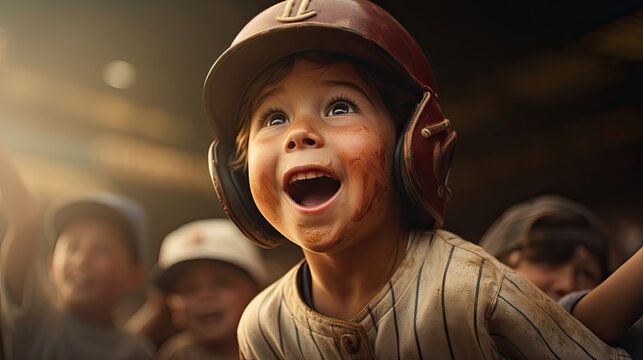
[238,229,630,359]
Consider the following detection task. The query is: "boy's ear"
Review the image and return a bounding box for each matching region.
[504,250,523,268]
[126,264,147,291]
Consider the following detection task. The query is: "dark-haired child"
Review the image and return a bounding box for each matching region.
[479,195,609,301]
[480,195,642,358]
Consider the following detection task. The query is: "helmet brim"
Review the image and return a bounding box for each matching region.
[204,23,421,150]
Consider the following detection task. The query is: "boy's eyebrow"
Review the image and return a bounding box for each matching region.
[253,80,375,111]
[323,80,375,106]
[254,87,284,111]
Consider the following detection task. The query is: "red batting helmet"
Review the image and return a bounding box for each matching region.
[204,0,456,248]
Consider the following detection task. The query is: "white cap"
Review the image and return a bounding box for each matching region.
[156,218,267,291]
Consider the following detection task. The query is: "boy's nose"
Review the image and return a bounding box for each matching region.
[68,247,92,267]
[550,266,577,301]
[283,117,324,151]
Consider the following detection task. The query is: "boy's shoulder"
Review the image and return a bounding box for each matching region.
[239,260,303,327]
[1,301,154,360]
[410,229,511,302]
[426,229,511,273]
[239,230,511,319]
[237,261,303,357]
[61,314,155,359]
[239,229,513,328]
[158,331,227,360]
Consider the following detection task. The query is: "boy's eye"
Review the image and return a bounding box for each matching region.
[576,268,600,283]
[265,112,288,127]
[326,101,355,116]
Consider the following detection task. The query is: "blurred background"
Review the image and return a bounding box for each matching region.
[0,0,641,274]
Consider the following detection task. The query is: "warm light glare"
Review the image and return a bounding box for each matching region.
[0,27,7,67]
[102,60,136,89]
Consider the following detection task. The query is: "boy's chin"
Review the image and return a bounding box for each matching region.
[61,291,119,314]
[291,225,349,255]
[62,297,106,318]
[194,325,235,348]
[60,290,94,308]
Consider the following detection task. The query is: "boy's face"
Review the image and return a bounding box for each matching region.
[247,59,399,254]
[50,218,143,313]
[167,260,257,346]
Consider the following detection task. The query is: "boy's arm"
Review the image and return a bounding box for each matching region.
[487,270,630,359]
[572,247,643,343]
[0,144,41,304]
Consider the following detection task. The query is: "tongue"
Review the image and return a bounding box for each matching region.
[289,177,340,207]
[300,190,334,207]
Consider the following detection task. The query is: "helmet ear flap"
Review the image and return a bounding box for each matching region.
[437,131,457,199]
[394,91,456,229]
[208,141,285,248]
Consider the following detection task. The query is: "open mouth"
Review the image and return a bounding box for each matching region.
[287,171,341,207]
[198,310,223,325]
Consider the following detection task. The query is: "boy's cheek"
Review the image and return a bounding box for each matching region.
[249,168,280,212]
[348,155,389,223]
[338,128,390,163]
[342,131,395,222]
[167,294,189,329]
[339,132,391,182]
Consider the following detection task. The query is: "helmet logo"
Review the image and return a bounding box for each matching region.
[276,0,316,23]
[188,233,204,245]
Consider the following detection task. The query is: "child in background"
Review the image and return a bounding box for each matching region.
[202,0,629,358]
[153,219,267,360]
[0,144,153,360]
[479,195,609,301]
[480,195,642,358]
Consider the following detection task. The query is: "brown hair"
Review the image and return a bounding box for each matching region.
[499,213,609,279]
[229,51,420,171]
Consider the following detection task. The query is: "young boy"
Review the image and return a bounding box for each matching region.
[480,195,642,357]
[479,195,609,301]
[151,219,267,360]
[203,0,629,358]
[0,145,153,359]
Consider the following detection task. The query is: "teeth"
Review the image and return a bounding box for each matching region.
[289,171,328,184]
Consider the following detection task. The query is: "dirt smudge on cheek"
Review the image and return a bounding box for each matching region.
[351,167,387,222]
[336,225,347,243]
[352,124,371,135]
[377,132,387,171]
[350,138,389,223]
[250,170,280,225]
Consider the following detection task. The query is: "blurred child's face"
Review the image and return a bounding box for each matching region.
[167,261,257,346]
[50,218,142,313]
[246,59,398,254]
[512,245,603,301]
